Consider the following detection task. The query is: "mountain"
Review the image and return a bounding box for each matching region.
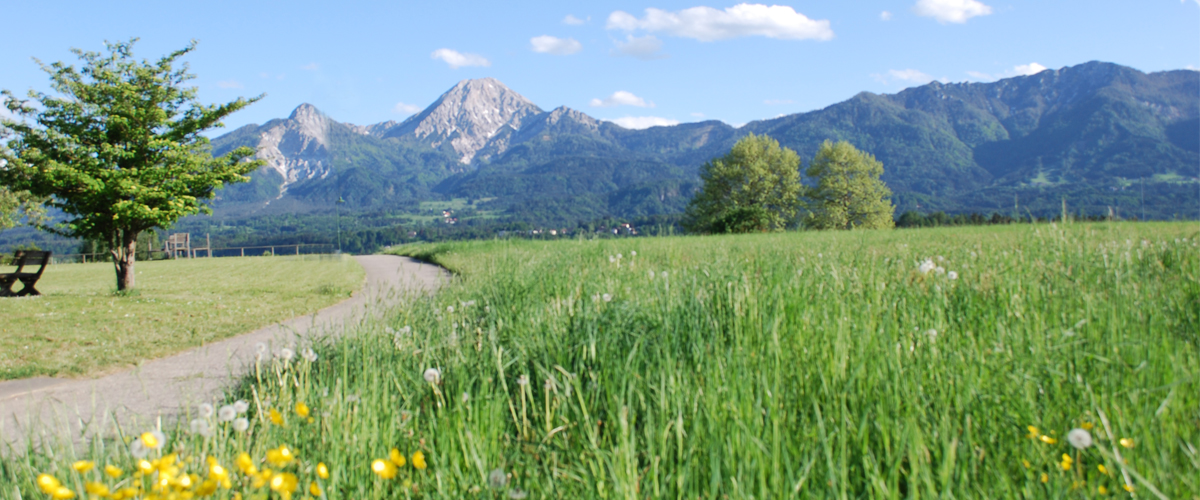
[204,62,1199,226]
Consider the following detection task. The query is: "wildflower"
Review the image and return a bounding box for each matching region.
[269,472,299,496]
[630,250,637,256]
[301,348,318,362]
[390,448,407,467]
[136,459,154,474]
[1067,428,1093,449]
[317,463,329,480]
[266,445,296,467]
[1081,422,1093,430]
[295,402,310,418]
[71,460,95,473]
[1060,453,1073,471]
[50,486,75,499]
[517,375,529,386]
[412,451,427,470]
[371,459,398,479]
[1026,426,1040,439]
[462,392,470,403]
[649,270,655,279]
[935,266,945,275]
[1098,485,1109,495]
[142,430,166,449]
[602,293,612,302]
[218,405,237,422]
[660,271,667,279]
[233,418,250,432]
[1021,460,1030,468]
[190,418,213,437]
[269,408,285,426]
[104,465,123,479]
[488,468,507,488]
[1040,435,1057,445]
[424,367,442,384]
[255,342,267,361]
[1098,464,1109,475]
[199,403,214,418]
[947,271,958,280]
[37,474,61,494]
[918,259,935,274]
[608,255,615,263]
[278,348,295,362]
[447,305,455,313]
[1118,438,1134,448]
[236,453,257,475]
[1123,484,1134,493]
[233,400,250,413]
[616,253,623,260]
[309,481,322,496]
[84,482,110,497]
[925,329,937,340]
[1040,473,1049,483]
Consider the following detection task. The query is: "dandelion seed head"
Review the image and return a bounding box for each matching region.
[218,405,237,422]
[199,403,214,418]
[947,271,958,280]
[602,293,612,302]
[935,266,945,274]
[517,375,529,386]
[616,253,622,260]
[256,342,267,354]
[233,400,250,413]
[190,418,213,437]
[608,255,615,263]
[232,418,249,432]
[130,439,148,459]
[447,305,455,313]
[424,367,442,384]
[462,392,470,403]
[630,251,636,256]
[1067,428,1093,449]
[301,348,318,362]
[918,259,935,274]
[488,468,508,488]
[509,489,528,499]
[660,271,667,279]
[278,348,295,361]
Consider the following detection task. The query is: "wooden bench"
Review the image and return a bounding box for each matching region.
[0,250,51,297]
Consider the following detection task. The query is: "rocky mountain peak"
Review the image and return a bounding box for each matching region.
[387,78,543,163]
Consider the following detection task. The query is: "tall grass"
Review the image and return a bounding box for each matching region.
[4,223,1197,498]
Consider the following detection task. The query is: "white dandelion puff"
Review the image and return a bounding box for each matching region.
[630,251,637,257]
[935,266,945,275]
[130,438,148,459]
[1067,428,1093,449]
[278,348,295,362]
[947,271,958,280]
[190,418,213,437]
[233,400,250,414]
[462,392,470,403]
[649,270,655,279]
[517,375,529,386]
[918,259,935,274]
[447,305,455,313]
[602,293,612,302]
[925,329,938,340]
[301,348,318,362]
[488,468,508,488]
[424,367,442,384]
[608,255,615,263]
[199,403,214,418]
[218,405,237,422]
[660,271,667,279]
[232,418,250,433]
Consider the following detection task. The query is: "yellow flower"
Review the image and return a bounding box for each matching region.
[84,482,110,496]
[104,464,123,479]
[236,452,258,475]
[1123,484,1135,493]
[196,478,219,496]
[1040,473,1048,483]
[1039,435,1057,445]
[412,451,427,470]
[51,486,76,499]
[309,481,322,496]
[266,445,296,467]
[1060,453,1073,471]
[390,448,406,467]
[37,474,62,494]
[1081,422,1093,430]
[1098,485,1109,495]
[1021,460,1030,469]
[140,431,161,449]
[1098,464,1109,475]
[270,408,285,426]
[316,462,329,479]
[1026,426,1039,439]
[295,402,310,418]
[372,459,398,479]
[111,487,139,500]
[71,460,95,473]
[137,459,154,474]
[1118,438,1134,448]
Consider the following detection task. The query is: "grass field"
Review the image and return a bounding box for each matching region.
[0,254,364,380]
[4,222,1197,498]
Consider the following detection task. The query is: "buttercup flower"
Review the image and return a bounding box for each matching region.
[1119,438,1134,448]
[412,451,427,470]
[317,463,329,479]
[390,448,406,467]
[372,459,397,479]
[71,461,94,473]
[295,402,310,418]
[269,408,285,426]
[104,465,123,479]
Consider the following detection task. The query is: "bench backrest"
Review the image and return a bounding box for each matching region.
[12,250,51,278]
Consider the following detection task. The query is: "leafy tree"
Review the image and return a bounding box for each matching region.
[0,39,263,290]
[0,184,46,233]
[805,140,895,230]
[682,133,802,233]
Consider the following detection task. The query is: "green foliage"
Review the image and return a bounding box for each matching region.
[806,140,896,229]
[0,39,264,290]
[683,133,802,233]
[0,186,46,233]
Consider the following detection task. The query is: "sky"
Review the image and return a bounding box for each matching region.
[1,1,1197,133]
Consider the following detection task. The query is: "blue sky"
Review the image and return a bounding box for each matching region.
[2,1,1197,133]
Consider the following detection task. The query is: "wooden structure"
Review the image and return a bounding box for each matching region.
[1,250,51,297]
[191,234,212,258]
[165,233,190,259]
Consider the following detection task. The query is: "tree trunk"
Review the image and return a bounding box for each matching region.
[111,230,138,291]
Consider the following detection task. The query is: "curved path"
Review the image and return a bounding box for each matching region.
[0,255,449,448]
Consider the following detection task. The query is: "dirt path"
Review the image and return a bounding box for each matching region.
[0,255,448,448]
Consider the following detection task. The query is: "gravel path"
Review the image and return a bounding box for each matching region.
[0,255,448,448]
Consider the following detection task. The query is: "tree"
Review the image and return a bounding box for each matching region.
[0,184,46,233]
[683,133,803,233]
[805,140,895,230]
[0,39,263,290]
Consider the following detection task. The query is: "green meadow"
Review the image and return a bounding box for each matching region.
[0,255,363,380]
[4,222,1198,499]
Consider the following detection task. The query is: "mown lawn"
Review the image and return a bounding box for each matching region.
[0,254,363,379]
[4,222,1197,499]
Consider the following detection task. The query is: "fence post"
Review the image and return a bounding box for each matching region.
[241,248,244,257]
[296,245,300,256]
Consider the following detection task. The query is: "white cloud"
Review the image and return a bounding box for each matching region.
[563,14,588,25]
[607,116,680,129]
[300,62,320,71]
[1187,65,1199,71]
[1013,62,1047,76]
[394,102,422,114]
[613,35,668,59]
[590,91,653,108]
[764,99,795,105]
[216,80,243,89]
[531,35,582,55]
[913,0,992,24]
[872,69,935,85]
[431,48,491,69]
[606,4,834,42]
[880,11,893,21]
